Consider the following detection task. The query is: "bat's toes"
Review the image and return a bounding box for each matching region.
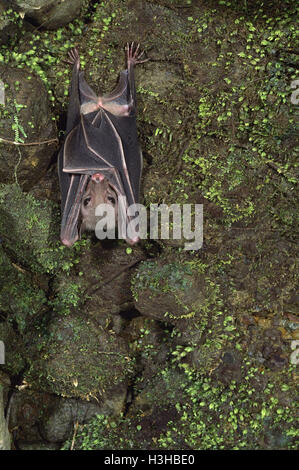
[136,57,150,64]
[126,42,134,57]
[127,43,148,66]
[67,47,80,66]
[133,43,140,58]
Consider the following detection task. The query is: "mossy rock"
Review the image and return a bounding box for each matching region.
[25,314,136,399]
[0,184,76,274]
[132,260,205,335]
[8,0,86,30]
[0,384,10,450]
[0,245,47,332]
[66,362,298,450]
[0,3,22,46]
[0,66,56,190]
[0,321,26,376]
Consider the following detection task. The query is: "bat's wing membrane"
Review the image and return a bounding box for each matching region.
[78,71,98,106]
[102,70,134,114]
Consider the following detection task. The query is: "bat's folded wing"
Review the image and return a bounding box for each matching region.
[62,111,141,209]
[60,173,89,246]
[63,113,125,174]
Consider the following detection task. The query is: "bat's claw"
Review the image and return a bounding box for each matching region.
[126,42,149,66]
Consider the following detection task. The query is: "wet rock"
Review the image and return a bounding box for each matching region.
[285,293,299,315]
[0,66,56,190]
[8,391,47,442]
[9,390,98,443]
[247,327,289,371]
[131,257,235,376]
[115,367,186,449]
[0,372,10,403]
[262,345,288,370]
[29,164,60,203]
[263,425,290,449]
[6,0,85,30]
[9,386,129,446]
[40,400,105,443]
[126,316,171,384]
[50,241,145,330]
[0,0,297,450]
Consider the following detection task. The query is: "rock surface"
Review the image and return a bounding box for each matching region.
[1,0,86,30]
[0,67,56,190]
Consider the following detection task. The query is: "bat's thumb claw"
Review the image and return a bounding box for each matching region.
[61,237,77,247]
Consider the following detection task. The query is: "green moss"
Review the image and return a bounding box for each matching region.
[132,261,193,300]
[0,321,26,375]
[25,315,135,399]
[0,246,47,331]
[65,360,298,450]
[50,276,86,316]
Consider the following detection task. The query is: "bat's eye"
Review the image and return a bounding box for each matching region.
[83,197,91,207]
[107,196,116,205]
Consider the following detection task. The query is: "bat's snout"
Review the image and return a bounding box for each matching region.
[126,236,140,246]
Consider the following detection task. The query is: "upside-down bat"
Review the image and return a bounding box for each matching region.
[58,43,147,247]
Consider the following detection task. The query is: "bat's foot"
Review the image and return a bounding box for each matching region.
[64,47,80,68]
[126,42,149,66]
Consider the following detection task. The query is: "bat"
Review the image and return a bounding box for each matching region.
[58,43,147,247]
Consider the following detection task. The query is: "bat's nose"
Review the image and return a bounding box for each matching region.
[91,173,105,183]
[126,236,140,245]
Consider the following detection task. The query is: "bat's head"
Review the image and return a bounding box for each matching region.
[80,173,118,233]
